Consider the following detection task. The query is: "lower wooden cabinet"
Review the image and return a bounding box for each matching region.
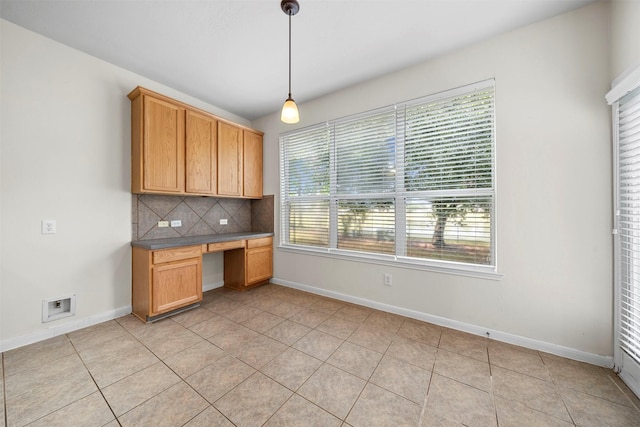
[132,245,202,321]
[224,237,273,291]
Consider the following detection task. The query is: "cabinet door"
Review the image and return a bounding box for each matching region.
[243,130,263,198]
[186,110,217,194]
[246,246,273,285]
[143,95,185,193]
[217,122,243,196]
[152,258,202,315]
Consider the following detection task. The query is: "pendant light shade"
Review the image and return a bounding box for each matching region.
[281,96,299,123]
[281,0,300,124]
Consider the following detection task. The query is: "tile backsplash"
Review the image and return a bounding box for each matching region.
[132,194,274,240]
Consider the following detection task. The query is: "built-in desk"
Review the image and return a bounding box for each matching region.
[131,232,273,322]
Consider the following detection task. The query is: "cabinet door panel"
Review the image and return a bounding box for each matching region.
[246,246,273,285]
[218,122,243,196]
[152,258,202,315]
[143,96,185,193]
[186,110,217,194]
[243,130,263,198]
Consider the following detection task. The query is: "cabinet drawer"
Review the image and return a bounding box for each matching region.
[152,246,202,264]
[247,237,272,249]
[208,240,245,252]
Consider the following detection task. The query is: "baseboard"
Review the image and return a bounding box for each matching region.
[271,278,614,368]
[0,305,132,353]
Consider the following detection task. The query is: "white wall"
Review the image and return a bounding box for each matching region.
[611,0,640,79]
[253,2,613,360]
[0,20,249,350]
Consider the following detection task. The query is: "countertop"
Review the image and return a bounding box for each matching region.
[131,232,274,250]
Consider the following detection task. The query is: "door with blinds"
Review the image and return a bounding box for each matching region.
[614,84,640,398]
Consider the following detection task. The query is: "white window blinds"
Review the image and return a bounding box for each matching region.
[280,79,495,271]
[618,85,640,364]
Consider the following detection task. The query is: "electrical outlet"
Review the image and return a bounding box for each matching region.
[170,220,182,227]
[384,273,392,286]
[41,219,56,234]
[158,220,169,228]
[220,219,228,225]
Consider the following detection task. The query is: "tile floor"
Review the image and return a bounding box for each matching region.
[2,284,640,427]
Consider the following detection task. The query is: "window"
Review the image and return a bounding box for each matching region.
[280,80,496,276]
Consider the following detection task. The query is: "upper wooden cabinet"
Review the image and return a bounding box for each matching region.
[243,130,263,198]
[129,86,263,198]
[186,110,217,195]
[217,122,243,197]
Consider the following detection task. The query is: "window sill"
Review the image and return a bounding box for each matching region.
[278,244,503,281]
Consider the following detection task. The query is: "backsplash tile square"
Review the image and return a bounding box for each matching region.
[132,195,273,241]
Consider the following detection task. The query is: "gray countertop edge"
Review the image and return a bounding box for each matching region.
[131,232,274,250]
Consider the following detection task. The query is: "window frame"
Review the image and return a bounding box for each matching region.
[279,79,501,280]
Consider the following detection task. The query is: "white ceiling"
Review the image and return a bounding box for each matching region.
[1,0,596,120]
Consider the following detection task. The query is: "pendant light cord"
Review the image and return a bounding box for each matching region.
[288,12,292,98]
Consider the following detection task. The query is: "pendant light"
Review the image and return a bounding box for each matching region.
[281,0,300,124]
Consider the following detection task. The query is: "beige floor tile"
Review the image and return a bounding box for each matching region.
[189,315,237,338]
[327,341,382,380]
[425,374,497,427]
[544,356,632,406]
[293,329,344,361]
[171,306,217,328]
[265,319,312,345]
[298,363,366,419]
[419,411,466,427]
[317,316,360,340]
[397,319,442,347]
[67,320,128,351]
[347,383,422,427]
[207,322,260,350]
[265,299,306,319]
[230,334,288,369]
[132,318,186,344]
[87,344,159,388]
[333,304,373,323]
[279,289,322,307]
[183,406,235,426]
[494,396,573,427]
[562,386,640,427]
[241,310,285,333]
[491,365,571,422]
[204,296,244,315]
[434,348,491,392]
[260,347,323,391]
[25,391,114,427]
[118,382,209,427]
[347,324,395,353]
[145,327,205,359]
[77,333,142,367]
[102,362,181,416]
[370,355,431,405]
[289,308,332,328]
[221,304,264,323]
[5,352,87,399]
[5,368,97,427]
[309,298,346,315]
[249,294,286,312]
[363,311,404,334]
[186,355,255,403]
[265,394,342,427]
[214,372,292,427]
[488,341,550,381]
[439,329,488,363]
[386,336,437,371]
[115,314,149,334]
[2,335,75,377]
[163,340,226,378]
